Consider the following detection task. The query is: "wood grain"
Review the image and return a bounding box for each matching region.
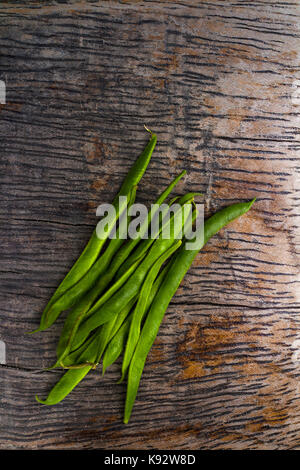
[0,0,300,449]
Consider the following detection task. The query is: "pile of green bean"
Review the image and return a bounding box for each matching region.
[33,129,255,423]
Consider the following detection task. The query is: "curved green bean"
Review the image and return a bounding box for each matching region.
[36,331,101,405]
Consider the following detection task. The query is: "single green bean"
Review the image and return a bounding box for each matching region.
[116,127,157,199]
[124,198,256,423]
[36,332,101,405]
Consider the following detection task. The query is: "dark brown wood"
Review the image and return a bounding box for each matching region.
[0,0,300,450]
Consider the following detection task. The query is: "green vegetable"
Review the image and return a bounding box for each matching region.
[34,131,157,332]
[120,240,181,382]
[102,261,172,375]
[70,202,193,351]
[34,129,256,423]
[36,333,100,405]
[124,198,256,423]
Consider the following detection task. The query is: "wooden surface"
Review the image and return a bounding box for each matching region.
[1,0,300,450]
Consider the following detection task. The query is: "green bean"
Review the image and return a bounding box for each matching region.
[34,132,157,332]
[106,297,138,345]
[95,297,137,363]
[53,280,103,367]
[115,192,198,280]
[120,240,182,382]
[36,332,101,405]
[71,203,193,351]
[54,170,186,348]
[116,127,156,199]
[102,315,132,376]
[124,198,256,423]
[40,187,137,335]
[54,173,187,361]
[102,261,171,375]
[86,171,186,299]
[60,334,97,368]
[36,368,93,405]
[97,242,179,370]
[56,257,141,364]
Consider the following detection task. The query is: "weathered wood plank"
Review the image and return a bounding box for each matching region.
[1,304,300,449]
[0,0,300,449]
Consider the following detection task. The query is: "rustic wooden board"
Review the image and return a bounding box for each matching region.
[0,0,300,450]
